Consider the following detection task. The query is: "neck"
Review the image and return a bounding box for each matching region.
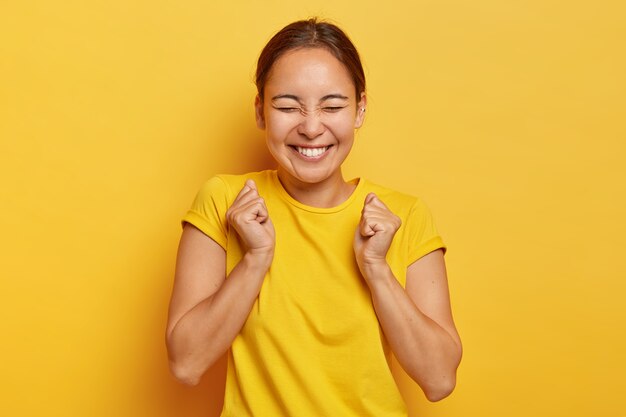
[276,168,356,208]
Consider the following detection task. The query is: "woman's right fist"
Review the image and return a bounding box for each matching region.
[226,179,276,257]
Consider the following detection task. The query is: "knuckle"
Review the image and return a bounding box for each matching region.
[393,216,402,228]
[227,206,242,223]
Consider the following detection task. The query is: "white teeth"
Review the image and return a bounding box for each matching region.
[296,146,329,157]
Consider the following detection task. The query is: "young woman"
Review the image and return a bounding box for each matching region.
[166,18,462,416]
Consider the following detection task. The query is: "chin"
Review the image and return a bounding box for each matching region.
[282,165,339,186]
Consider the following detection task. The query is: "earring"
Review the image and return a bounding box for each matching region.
[361,108,366,113]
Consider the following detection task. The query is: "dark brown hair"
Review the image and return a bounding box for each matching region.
[255,18,366,102]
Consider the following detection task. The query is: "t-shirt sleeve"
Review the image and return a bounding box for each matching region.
[406,198,446,264]
[181,176,230,249]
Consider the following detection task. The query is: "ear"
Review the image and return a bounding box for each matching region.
[255,95,266,129]
[354,92,367,129]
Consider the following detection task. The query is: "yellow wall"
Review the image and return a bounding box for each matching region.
[1,1,625,416]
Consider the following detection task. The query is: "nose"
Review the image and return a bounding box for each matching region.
[297,110,325,139]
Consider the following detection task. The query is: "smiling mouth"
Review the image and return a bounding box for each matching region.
[290,145,332,158]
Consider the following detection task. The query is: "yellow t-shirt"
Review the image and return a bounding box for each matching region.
[182,170,445,417]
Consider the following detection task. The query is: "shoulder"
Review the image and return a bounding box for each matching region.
[197,170,276,201]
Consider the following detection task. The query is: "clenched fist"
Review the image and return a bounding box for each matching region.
[226,179,275,258]
[353,193,401,277]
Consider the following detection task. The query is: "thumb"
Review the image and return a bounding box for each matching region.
[359,215,378,237]
[245,179,257,190]
[365,193,376,204]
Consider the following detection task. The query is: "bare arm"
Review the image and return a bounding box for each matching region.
[166,180,274,385]
[364,250,461,401]
[354,194,462,401]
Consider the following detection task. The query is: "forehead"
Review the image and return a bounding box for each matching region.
[264,47,356,99]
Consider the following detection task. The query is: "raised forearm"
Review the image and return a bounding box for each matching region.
[364,263,462,401]
[167,252,271,385]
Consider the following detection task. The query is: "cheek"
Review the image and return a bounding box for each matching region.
[329,115,358,139]
[265,115,295,139]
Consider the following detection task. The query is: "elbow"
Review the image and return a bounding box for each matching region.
[424,342,462,401]
[166,333,204,386]
[169,359,203,386]
[420,362,459,402]
[423,376,456,402]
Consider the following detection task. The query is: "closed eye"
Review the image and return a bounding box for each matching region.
[322,106,346,113]
[274,107,300,113]
[272,105,347,114]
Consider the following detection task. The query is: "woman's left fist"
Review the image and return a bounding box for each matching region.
[353,193,401,275]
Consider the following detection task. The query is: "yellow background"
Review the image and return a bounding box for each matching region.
[1,1,625,416]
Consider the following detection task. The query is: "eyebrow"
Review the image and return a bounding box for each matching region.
[271,94,300,102]
[320,94,349,101]
[271,94,349,102]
